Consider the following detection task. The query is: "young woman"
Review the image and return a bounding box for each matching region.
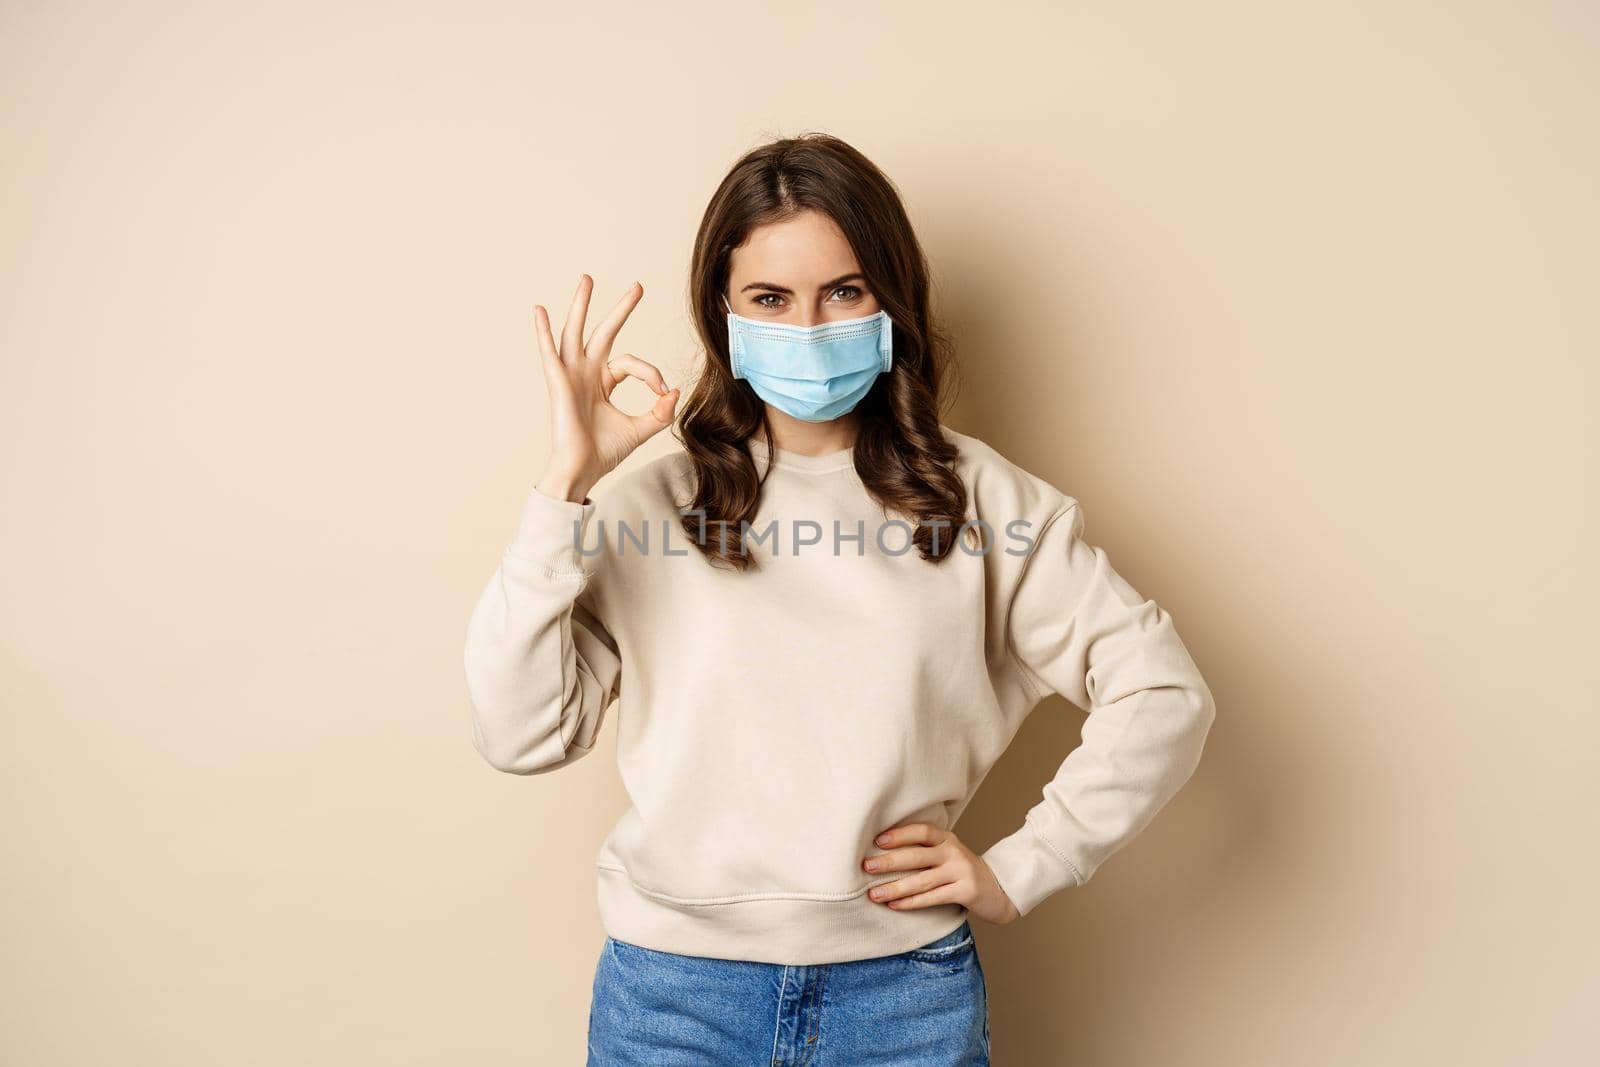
[464,132,1216,1065]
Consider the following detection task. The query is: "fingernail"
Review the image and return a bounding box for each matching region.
[864,860,879,872]
[876,834,889,845]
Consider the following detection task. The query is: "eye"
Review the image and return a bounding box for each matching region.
[754,293,785,309]
[830,285,864,301]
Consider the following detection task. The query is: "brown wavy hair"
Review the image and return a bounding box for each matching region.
[673,132,967,571]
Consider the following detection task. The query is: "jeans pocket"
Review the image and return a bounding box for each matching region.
[903,921,976,964]
[604,936,634,967]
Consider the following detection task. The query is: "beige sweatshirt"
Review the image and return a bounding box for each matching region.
[463,423,1215,965]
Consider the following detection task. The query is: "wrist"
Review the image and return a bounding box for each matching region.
[536,470,592,504]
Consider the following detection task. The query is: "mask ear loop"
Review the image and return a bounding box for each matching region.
[722,294,744,378]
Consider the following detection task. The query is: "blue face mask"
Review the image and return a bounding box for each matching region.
[722,294,893,423]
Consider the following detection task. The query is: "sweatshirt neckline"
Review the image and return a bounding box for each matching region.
[748,436,856,473]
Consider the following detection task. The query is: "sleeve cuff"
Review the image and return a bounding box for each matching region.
[981,821,1084,918]
[506,484,598,577]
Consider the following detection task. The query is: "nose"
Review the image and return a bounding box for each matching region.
[793,299,833,328]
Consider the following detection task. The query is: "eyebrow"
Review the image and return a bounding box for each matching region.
[739,272,866,296]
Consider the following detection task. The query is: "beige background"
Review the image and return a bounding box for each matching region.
[3,2,1595,1064]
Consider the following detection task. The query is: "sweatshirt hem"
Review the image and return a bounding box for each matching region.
[595,864,969,966]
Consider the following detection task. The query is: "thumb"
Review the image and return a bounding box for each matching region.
[629,387,679,442]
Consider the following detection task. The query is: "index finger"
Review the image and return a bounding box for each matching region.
[874,822,941,848]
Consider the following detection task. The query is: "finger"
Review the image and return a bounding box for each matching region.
[585,281,644,363]
[533,305,574,403]
[597,354,676,438]
[883,881,966,910]
[864,844,941,874]
[604,353,670,397]
[628,387,679,442]
[874,823,944,849]
[559,274,594,364]
[868,866,957,904]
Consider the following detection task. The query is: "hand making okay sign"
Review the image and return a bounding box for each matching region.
[534,274,680,503]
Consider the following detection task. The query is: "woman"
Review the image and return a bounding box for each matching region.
[463,132,1217,1065]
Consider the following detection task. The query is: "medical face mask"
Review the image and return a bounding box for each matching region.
[722,295,893,423]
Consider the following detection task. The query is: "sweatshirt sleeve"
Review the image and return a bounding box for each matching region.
[980,498,1216,917]
[463,484,623,775]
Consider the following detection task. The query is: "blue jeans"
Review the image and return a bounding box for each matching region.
[587,919,990,1065]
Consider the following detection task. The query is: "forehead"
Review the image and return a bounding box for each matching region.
[728,210,860,279]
